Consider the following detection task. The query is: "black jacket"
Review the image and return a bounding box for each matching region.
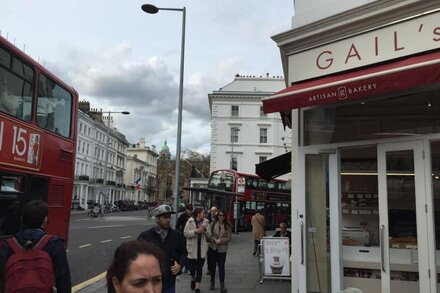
[0,228,71,293]
[272,230,291,238]
[176,212,191,233]
[138,227,186,290]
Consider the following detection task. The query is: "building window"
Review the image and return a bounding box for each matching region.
[231,127,239,143]
[260,106,266,117]
[260,128,267,143]
[259,156,267,163]
[231,105,239,117]
[230,157,237,171]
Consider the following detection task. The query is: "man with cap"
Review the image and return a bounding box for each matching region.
[138,204,186,293]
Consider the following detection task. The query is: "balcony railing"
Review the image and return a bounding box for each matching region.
[107,180,116,186]
[75,175,90,181]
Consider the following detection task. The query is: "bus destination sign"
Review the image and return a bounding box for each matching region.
[0,116,43,170]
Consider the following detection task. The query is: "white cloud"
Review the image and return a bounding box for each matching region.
[1,0,294,155]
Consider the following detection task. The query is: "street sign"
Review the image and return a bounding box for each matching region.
[237,177,245,185]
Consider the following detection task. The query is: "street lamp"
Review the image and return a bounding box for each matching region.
[141,4,186,223]
[101,111,130,210]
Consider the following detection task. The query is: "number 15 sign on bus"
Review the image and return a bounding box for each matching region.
[0,116,43,170]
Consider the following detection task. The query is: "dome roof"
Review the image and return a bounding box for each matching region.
[161,139,169,153]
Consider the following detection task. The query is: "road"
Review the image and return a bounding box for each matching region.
[67,210,154,287]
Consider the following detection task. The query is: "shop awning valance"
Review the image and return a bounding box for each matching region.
[263,50,440,114]
[255,152,291,181]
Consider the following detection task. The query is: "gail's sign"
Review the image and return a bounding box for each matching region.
[289,11,440,82]
[0,116,43,170]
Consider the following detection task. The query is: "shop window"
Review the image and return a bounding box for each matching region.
[303,89,440,145]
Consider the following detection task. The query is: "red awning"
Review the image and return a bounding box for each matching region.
[263,50,440,114]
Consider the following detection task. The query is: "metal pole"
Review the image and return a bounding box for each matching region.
[230,137,234,169]
[234,196,238,234]
[102,111,111,212]
[173,7,186,226]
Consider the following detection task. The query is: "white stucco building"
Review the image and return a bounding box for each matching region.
[208,74,291,177]
[73,102,129,209]
[125,138,159,203]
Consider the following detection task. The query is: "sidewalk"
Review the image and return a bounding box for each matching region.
[76,231,291,293]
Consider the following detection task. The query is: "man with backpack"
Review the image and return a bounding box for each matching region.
[0,200,71,293]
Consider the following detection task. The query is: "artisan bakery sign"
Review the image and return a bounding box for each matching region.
[289,11,440,83]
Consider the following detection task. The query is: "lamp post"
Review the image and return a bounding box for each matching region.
[231,127,240,233]
[101,111,130,212]
[141,4,186,224]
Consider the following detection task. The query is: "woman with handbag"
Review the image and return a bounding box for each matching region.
[184,208,212,293]
[207,210,231,293]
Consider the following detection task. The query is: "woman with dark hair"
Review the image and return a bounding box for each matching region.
[107,240,165,293]
[207,209,231,292]
[184,208,212,293]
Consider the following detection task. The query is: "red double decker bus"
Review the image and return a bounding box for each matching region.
[0,35,78,243]
[207,169,291,230]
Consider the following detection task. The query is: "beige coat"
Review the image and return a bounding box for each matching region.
[251,212,265,241]
[184,217,212,259]
[208,222,232,253]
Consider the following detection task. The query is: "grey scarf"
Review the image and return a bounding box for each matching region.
[153,224,169,242]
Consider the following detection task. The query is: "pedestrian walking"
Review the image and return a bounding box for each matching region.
[138,204,186,293]
[106,240,165,293]
[207,209,231,293]
[175,203,193,274]
[251,209,266,256]
[0,200,71,293]
[205,206,218,275]
[184,207,212,293]
[206,206,218,224]
[176,203,193,232]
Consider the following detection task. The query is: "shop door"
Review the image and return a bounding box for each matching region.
[377,141,430,293]
[298,149,341,292]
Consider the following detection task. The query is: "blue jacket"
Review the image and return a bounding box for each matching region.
[0,228,72,293]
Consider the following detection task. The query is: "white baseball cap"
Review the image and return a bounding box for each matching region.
[154,204,176,217]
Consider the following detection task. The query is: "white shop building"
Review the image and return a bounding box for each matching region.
[264,1,440,292]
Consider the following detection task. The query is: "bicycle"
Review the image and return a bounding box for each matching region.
[88,206,104,219]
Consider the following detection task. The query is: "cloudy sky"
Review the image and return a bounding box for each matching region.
[1,0,294,155]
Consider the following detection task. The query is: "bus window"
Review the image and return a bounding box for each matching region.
[29,176,48,202]
[0,199,21,237]
[0,174,25,237]
[37,75,72,138]
[1,174,25,193]
[0,46,33,121]
[257,179,267,189]
[209,170,233,191]
[267,181,276,190]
